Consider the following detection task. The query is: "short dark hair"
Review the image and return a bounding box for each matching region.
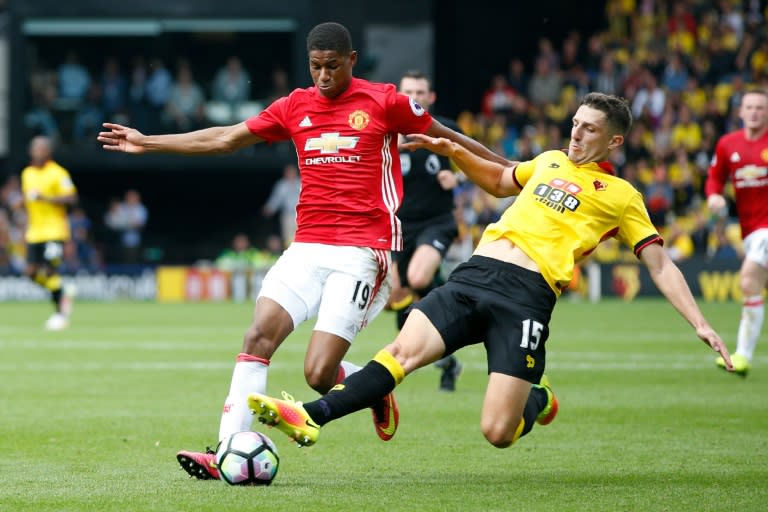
[742,89,768,102]
[580,92,633,137]
[306,22,353,55]
[400,70,432,89]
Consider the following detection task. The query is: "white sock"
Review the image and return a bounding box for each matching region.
[340,360,362,378]
[736,296,764,362]
[333,360,363,385]
[218,354,269,441]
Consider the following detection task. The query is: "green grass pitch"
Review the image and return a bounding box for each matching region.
[1,299,766,511]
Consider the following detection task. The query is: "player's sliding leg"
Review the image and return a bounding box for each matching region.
[249,349,404,446]
[335,361,399,441]
[481,374,558,448]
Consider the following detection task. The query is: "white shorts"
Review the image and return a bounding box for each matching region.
[743,228,768,268]
[257,242,392,342]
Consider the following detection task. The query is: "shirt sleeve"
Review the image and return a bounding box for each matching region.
[704,137,728,196]
[245,96,292,142]
[615,190,663,256]
[387,90,433,135]
[58,168,77,195]
[511,158,537,189]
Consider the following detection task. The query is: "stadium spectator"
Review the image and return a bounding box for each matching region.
[706,89,768,377]
[0,176,25,274]
[480,74,517,118]
[57,51,91,105]
[663,219,695,262]
[24,84,60,142]
[72,84,105,147]
[263,67,291,105]
[211,56,251,110]
[100,57,127,119]
[247,92,733,451]
[127,56,152,131]
[98,21,508,481]
[68,206,99,271]
[145,57,173,130]
[593,52,622,96]
[104,189,148,265]
[506,58,529,99]
[215,232,263,271]
[20,136,78,330]
[527,56,563,107]
[661,52,689,94]
[668,148,697,216]
[162,63,206,132]
[644,163,675,227]
[261,162,300,247]
[393,69,463,391]
[631,71,666,127]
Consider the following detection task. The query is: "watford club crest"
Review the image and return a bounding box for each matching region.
[593,179,607,191]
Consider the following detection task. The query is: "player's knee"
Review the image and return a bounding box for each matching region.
[480,417,520,448]
[304,366,335,394]
[481,422,514,448]
[408,272,432,291]
[739,275,761,296]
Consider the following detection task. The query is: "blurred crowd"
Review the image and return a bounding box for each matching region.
[25,52,290,148]
[448,0,766,266]
[0,178,148,274]
[11,0,768,273]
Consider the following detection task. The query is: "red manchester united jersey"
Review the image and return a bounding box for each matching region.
[246,77,433,250]
[705,129,768,238]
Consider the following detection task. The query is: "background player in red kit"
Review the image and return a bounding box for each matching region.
[706,89,768,377]
[98,22,509,479]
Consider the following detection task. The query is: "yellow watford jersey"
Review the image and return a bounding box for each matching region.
[479,150,662,295]
[21,160,76,243]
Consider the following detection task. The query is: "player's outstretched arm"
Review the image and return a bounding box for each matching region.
[402,134,520,197]
[98,122,263,156]
[640,243,734,369]
[427,117,512,166]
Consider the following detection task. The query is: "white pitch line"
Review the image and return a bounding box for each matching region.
[0,359,762,372]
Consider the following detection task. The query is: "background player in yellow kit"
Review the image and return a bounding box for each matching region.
[21,135,78,330]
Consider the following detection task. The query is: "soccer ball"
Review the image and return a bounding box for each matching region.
[215,431,280,486]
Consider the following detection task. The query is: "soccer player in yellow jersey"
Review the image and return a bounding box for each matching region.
[247,92,734,450]
[21,136,78,330]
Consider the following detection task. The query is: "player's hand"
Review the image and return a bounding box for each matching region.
[706,194,727,217]
[436,170,458,190]
[401,133,455,157]
[697,326,734,371]
[25,190,41,201]
[98,123,147,154]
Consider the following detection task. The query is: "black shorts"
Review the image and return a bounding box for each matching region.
[393,212,458,286]
[26,241,65,268]
[414,255,557,383]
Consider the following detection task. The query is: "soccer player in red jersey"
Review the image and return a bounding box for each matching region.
[98,22,508,479]
[706,89,768,377]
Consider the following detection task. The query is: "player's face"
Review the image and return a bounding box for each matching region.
[308,50,356,99]
[399,77,435,110]
[29,137,51,166]
[739,92,768,133]
[568,105,622,165]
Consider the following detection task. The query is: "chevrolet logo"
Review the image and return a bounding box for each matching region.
[305,132,360,154]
